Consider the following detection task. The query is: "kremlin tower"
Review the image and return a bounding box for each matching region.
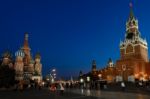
[119,3,148,62]
[91,60,97,72]
[116,3,148,81]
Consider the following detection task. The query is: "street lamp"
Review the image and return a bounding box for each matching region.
[86,76,90,89]
[46,78,50,81]
[80,78,84,89]
[53,73,56,76]
[49,68,57,83]
[87,76,90,82]
[52,69,56,72]
[98,74,102,79]
[80,78,84,83]
[51,78,54,83]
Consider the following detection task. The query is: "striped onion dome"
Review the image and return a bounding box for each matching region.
[15,49,25,57]
[2,50,12,58]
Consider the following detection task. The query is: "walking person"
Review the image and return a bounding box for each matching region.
[121,81,125,91]
[19,80,24,92]
[59,83,64,95]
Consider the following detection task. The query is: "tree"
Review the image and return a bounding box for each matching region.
[0,65,15,88]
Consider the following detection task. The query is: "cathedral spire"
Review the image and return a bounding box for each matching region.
[23,33,29,47]
[21,33,31,65]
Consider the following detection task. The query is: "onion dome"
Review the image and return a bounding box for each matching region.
[30,58,35,64]
[2,50,12,58]
[35,52,41,59]
[15,49,25,58]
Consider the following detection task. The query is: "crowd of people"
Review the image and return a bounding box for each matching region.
[13,80,44,91]
[49,83,65,94]
[2,78,150,94]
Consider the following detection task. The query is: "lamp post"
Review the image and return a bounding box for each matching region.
[80,78,84,89]
[87,76,90,82]
[86,76,90,89]
[52,69,56,72]
[98,74,102,80]
[98,74,102,89]
[80,78,84,83]
[50,68,56,83]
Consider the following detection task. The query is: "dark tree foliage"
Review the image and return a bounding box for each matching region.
[0,65,15,88]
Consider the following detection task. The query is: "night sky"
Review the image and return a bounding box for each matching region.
[0,0,150,78]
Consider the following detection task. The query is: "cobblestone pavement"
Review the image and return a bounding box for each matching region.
[0,88,100,99]
[66,88,150,99]
[0,88,150,99]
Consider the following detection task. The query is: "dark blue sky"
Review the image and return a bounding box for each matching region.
[0,0,150,78]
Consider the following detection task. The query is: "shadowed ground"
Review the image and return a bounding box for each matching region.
[0,86,150,99]
[0,88,100,99]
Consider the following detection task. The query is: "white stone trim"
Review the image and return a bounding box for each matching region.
[125,43,135,54]
[120,43,148,49]
[120,37,148,50]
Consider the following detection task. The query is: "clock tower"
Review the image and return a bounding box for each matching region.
[120,3,148,62]
[116,3,148,81]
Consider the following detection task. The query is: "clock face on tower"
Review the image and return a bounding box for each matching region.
[122,65,126,71]
[126,44,134,54]
[126,33,135,39]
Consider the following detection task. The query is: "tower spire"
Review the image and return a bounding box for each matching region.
[92,60,96,72]
[129,2,134,20]
[24,33,29,47]
[125,2,140,39]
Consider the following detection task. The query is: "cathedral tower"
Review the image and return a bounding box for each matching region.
[1,51,12,66]
[14,49,25,80]
[21,33,31,66]
[34,52,42,76]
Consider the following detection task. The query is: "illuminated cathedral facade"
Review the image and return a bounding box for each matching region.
[1,33,42,82]
[80,4,150,83]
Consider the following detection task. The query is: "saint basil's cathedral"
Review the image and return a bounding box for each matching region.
[1,33,42,82]
[80,4,150,83]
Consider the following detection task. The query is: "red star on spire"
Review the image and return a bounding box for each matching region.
[129,2,133,8]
